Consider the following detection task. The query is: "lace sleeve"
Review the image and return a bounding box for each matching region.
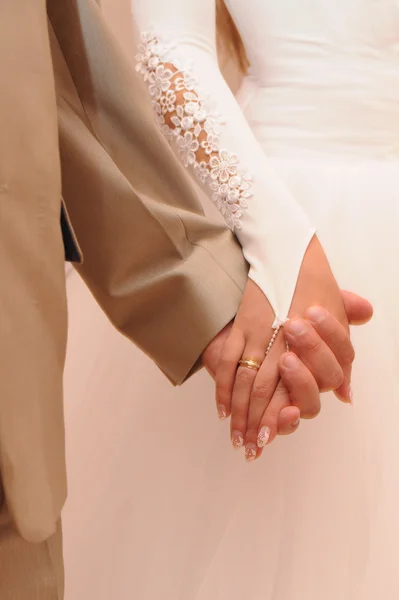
[136,33,251,232]
[131,0,315,327]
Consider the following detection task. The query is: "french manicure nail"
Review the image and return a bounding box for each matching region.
[217,404,227,420]
[348,386,354,404]
[231,431,244,449]
[291,416,301,428]
[245,443,257,462]
[340,385,354,404]
[257,426,271,448]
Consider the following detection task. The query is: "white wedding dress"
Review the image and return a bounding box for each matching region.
[63,1,399,599]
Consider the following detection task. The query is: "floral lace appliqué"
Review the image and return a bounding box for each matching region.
[136,32,252,231]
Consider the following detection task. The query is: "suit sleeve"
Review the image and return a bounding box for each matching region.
[49,0,247,384]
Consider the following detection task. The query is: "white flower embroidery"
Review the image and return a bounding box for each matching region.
[209,151,239,183]
[174,74,196,92]
[184,100,207,123]
[177,131,199,167]
[211,182,229,213]
[135,52,152,79]
[204,118,220,137]
[184,101,199,115]
[148,65,174,99]
[161,123,175,143]
[181,116,194,130]
[195,161,210,184]
[201,134,220,155]
[136,32,253,231]
[210,181,244,229]
[158,90,177,114]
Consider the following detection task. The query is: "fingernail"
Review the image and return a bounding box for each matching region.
[285,319,307,337]
[348,386,354,404]
[231,431,244,449]
[336,389,353,404]
[282,353,300,370]
[291,416,301,428]
[306,306,327,325]
[245,443,257,462]
[257,426,271,448]
[217,405,227,420]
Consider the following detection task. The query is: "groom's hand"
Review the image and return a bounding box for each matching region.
[202,290,373,436]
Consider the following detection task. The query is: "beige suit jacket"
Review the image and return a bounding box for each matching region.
[0,0,247,542]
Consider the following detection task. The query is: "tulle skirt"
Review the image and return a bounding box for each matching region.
[63,152,399,600]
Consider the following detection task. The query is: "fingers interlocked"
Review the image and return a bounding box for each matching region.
[216,306,356,462]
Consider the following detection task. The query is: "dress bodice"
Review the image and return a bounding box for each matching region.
[227,0,399,81]
[227,0,399,156]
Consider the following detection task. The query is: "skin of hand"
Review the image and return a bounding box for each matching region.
[202,236,373,460]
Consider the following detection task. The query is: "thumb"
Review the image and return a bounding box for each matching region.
[341,290,373,325]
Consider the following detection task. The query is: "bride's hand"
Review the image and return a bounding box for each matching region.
[213,236,372,460]
[202,286,371,440]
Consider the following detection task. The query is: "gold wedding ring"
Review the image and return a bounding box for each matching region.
[238,357,262,372]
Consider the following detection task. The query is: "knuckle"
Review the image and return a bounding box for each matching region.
[251,383,272,401]
[218,356,236,371]
[291,333,321,355]
[230,407,247,423]
[236,367,256,385]
[349,345,356,363]
[303,336,322,353]
[231,401,249,417]
[342,344,355,366]
[288,325,319,352]
[291,383,314,401]
[327,368,344,390]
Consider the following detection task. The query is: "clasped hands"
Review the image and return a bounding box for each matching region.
[202,237,373,462]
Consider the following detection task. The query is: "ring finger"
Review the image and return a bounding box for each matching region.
[230,345,267,452]
[242,332,286,458]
